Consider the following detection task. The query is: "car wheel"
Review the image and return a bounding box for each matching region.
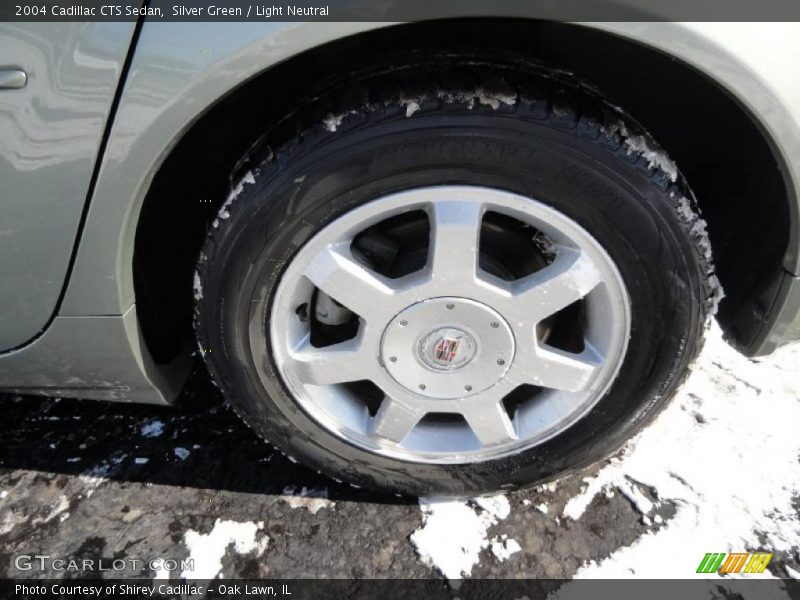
[195,59,717,496]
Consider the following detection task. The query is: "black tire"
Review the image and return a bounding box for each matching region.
[195,57,717,496]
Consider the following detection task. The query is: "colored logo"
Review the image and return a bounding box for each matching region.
[696,552,773,574]
[434,337,461,363]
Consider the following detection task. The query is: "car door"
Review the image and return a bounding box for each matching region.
[0,22,137,351]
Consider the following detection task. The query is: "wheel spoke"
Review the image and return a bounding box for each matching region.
[290,335,377,385]
[372,398,425,443]
[513,343,601,392]
[515,390,575,436]
[462,402,517,447]
[428,200,484,282]
[304,242,399,323]
[510,248,602,324]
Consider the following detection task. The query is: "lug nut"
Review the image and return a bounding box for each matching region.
[490,321,499,328]
[400,320,408,327]
[389,356,397,363]
[497,359,505,365]
[464,385,472,392]
[446,303,455,310]
[418,384,426,390]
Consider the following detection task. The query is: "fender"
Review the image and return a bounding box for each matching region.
[60,19,800,321]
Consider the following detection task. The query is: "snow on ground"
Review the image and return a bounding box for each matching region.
[280,486,333,514]
[412,324,799,582]
[489,535,522,560]
[564,323,800,578]
[411,495,519,579]
[182,519,269,579]
[2,323,796,582]
[139,420,165,438]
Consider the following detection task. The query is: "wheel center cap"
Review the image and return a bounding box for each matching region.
[380,297,515,399]
[419,327,477,371]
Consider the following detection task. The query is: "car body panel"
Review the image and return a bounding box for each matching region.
[0,306,186,404]
[0,22,137,351]
[595,22,800,275]
[60,20,800,315]
[750,273,800,355]
[1,16,799,404]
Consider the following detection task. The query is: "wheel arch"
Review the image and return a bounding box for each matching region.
[63,19,798,379]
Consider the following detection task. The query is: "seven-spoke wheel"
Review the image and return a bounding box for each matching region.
[196,65,713,494]
[270,187,630,462]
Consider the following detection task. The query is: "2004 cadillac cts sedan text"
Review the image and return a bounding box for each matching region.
[1,18,799,495]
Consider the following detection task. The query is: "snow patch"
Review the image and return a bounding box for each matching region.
[174,447,190,461]
[563,474,617,521]
[490,535,522,560]
[323,111,355,132]
[535,481,558,493]
[434,88,518,112]
[474,495,511,520]
[707,275,725,319]
[399,96,422,117]
[615,478,655,516]
[182,519,268,579]
[212,170,255,228]
[608,121,678,182]
[193,272,203,301]
[535,503,549,515]
[436,90,475,110]
[560,324,800,578]
[672,197,725,319]
[280,486,332,514]
[140,420,165,438]
[474,88,517,110]
[411,495,517,579]
[134,457,149,465]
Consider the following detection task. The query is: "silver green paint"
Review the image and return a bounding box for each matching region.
[0,22,136,350]
[0,306,187,405]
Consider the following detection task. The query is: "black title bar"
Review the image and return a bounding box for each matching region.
[3,0,800,22]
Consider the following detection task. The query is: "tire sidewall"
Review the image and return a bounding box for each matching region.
[200,112,703,495]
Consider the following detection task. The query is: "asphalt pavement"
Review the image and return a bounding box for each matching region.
[1,331,798,585]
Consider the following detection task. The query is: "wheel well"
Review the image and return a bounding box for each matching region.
[133,19,791,364]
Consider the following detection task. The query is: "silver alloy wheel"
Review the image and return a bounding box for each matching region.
[268,186,631,463]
